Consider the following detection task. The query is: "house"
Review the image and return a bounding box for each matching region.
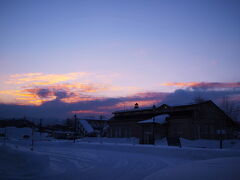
[86,118,109,136]
[78,118,109,137]
[64,116,109,137]
[108,104,156,138]
[108,101,236,144]
[78,119,94,136]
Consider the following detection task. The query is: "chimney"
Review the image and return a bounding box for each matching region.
[134,103,139,109]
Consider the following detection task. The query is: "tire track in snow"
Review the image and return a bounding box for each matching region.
[36,146,172,180]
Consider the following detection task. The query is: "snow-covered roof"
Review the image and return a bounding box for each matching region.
[138,114,169,124]
[114,107,153,113]
[79,120,94,133]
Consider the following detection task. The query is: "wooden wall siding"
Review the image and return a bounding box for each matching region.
[109,101,236,141]
[109,123,141,138]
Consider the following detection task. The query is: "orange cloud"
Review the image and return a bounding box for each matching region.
[0,72,145,106]
[7,72,89,85]
[161,82,201,87]
[0,89,56,106]
[43,83,108,93]
[0,83,112,106]
[61,95,103,103]
[19,87,103,105]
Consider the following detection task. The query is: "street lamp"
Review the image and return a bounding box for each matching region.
[31,124,34,151]
[152,105,156,145]
[217,129,226,149]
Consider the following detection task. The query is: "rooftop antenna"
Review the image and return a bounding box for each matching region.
[134,103,139,109]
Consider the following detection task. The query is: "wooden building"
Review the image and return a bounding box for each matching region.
[108,101,236,143]
[77,118,109,137]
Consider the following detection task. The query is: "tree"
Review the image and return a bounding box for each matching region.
[220,96,240,121]
[193,93,206,104]
[64,118,74,127]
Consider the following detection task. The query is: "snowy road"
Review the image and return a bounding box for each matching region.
[36,144,182,180]
[2,141,240,180]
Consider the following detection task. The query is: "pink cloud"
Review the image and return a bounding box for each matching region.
[162,82,240,89]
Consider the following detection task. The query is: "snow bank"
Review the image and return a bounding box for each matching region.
[77,137,240,150]
[180,138,240,149]
[0,145,50,180]
[144,157,240,180]
[78,137,139,144]
[0,127,48,140]
[155,138,240,149]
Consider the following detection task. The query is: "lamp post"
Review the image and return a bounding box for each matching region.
[39,119,42,138]
[152,105,156,145]
[3,127,7,146]
[217,129,225,149]
[31,125,34,151]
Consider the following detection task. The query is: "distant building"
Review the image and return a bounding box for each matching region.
[78,118,109,137]
[108,101,236,144]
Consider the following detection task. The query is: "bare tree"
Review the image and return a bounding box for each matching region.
[220,96,240,121]
[64,118,74,129]
[193,93,206,104]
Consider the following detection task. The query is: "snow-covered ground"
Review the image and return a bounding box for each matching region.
[0,145,52,180]
[156,137,240,149]
[1,128,240,180]
[79,137,240,149]
[1,138,240,180]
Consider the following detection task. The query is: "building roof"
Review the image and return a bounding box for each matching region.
[113,106,153,114]
[112,100,233,122]
[138,114,169,124]
[79,120,94,133]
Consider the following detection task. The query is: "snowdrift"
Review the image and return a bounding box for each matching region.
[144,157,240,180]
[0,145,50,180]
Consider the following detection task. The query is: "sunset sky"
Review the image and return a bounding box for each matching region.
[0,0,240,120]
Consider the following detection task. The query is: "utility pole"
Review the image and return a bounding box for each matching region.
[3,127,7,146]
[220,132,223,149]
[39,119,42,138]
[73,114,77,143]
[31,125,34,151]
